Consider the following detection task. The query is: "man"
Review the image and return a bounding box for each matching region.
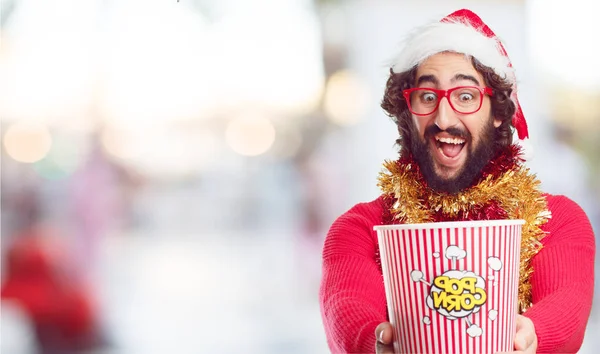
[319,9,595,353]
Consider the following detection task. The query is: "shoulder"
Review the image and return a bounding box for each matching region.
[544,194,591,226]
[330,197,385,231]
[344,197,385,218]
[541,194,595,246]
[323,197,385,258]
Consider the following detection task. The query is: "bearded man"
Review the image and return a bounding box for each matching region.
[319,9,595,354]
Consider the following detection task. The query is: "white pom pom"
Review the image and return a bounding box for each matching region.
[517,138,534,161]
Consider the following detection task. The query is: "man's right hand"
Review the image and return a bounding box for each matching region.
[375,322,394,353]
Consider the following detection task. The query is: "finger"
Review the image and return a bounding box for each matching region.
[524,334,538,354]
[375,322,393,345]
[514,315,525,350]
[376,341,395,354]
[514,316,535,351]
[514,331,527,351]
[375,322,394,354]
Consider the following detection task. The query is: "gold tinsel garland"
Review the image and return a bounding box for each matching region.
[378,159,551,312]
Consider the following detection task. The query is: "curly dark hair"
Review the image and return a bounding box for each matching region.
[381,56,516,156]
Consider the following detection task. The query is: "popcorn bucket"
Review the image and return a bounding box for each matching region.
[375,219,524,354]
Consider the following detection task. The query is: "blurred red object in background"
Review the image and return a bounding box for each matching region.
[1,227,102,353]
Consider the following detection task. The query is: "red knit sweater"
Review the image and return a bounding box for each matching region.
[320,194,595,353]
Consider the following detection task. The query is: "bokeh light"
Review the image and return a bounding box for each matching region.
[225,113,276,157]
[32,134,89,180]
[323,70,371,126]
[100,125,144,160]
[3,122,53,163]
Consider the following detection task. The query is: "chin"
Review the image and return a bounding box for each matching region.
[434,165,463,180]
[425,165,473,194]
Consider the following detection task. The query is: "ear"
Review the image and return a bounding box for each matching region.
[493,117,502,128]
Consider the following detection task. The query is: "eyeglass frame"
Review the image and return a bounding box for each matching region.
[402,86,494,116]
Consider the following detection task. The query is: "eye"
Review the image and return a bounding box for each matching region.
[421,92,437,102]
[458,93,474,102]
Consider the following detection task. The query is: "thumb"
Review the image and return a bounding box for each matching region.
[375,322,393,344]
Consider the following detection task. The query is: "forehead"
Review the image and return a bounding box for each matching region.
[415,52,483,84]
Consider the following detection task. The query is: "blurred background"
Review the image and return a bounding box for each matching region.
[0,0,598,353]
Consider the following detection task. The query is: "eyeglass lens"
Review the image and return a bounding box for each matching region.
[409,87,482,115]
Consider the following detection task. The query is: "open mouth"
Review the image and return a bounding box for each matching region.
[431,135,467,168]
[435,136,465,157]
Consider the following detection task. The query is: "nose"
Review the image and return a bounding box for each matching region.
[434,97,459,131]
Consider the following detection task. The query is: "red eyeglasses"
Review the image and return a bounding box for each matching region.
[402,86,493,116]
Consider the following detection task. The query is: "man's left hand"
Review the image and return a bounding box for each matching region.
[496,314,537,354]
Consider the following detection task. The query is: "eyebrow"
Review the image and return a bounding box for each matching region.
[453,74,480,86]
[416,75,438,86]
[416,73,481,87]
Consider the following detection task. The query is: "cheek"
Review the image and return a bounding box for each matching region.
[468,118,492,145]
[412,116,427,137]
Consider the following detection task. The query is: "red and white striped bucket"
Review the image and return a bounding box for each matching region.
[375,219,524,354]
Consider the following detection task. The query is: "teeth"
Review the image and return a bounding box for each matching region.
[436,136,465,145]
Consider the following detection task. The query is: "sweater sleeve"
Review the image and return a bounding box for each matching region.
[523,195,596,353]
[319,199,388,353]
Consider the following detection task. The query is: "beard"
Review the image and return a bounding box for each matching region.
[409,119,497,194]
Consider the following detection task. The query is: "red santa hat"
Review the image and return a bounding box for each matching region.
[391,9,530,154]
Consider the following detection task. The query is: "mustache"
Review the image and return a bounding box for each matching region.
[424,125,471,141]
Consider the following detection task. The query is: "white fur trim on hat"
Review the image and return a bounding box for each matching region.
[390,20,514,83]
[517,138,534,161]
